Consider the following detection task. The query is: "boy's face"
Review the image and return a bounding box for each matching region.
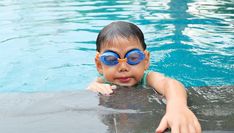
[95,37,150,86]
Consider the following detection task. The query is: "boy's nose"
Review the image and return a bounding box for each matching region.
[118,59,129,72]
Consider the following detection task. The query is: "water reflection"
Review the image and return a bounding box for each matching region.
[99,87,165,133]
[167,0,191,45]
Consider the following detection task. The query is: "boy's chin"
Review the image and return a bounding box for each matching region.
[115,82,137,87]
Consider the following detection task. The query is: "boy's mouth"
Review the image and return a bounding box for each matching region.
[116,77,131,83]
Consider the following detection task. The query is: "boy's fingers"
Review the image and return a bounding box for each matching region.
[180,124,189,133]
[156,116,168,133]
[89,83,115,95]
[111,85,117,89]
[188,124,196,133]
[171,125,179,133]
[107,84,114,94]
[194,119,201,133]
[101,84,113,95]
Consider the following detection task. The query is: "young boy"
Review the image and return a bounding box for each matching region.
[88,21,201,133]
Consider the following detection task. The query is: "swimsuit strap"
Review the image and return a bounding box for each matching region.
[140,70,152,86]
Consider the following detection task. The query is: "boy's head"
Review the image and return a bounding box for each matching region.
[95,21,150,86]
[96,21,146,52]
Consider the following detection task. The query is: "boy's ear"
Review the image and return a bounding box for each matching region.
[144,51,150,70]
[95,54,103,74]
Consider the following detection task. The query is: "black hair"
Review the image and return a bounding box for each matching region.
[96,21,146,52]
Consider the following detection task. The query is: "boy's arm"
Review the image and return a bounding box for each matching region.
[87,77,116,95]
[147,72,201,133]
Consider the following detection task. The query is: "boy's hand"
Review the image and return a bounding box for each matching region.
[87,82,117,96]
[156,105,201,133]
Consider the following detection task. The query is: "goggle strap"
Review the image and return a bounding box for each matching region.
[95,52,100,59]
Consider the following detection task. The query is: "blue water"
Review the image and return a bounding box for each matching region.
[0,0,233,92]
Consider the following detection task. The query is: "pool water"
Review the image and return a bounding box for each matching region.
[0,0,233,92]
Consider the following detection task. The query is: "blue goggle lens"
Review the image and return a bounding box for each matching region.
[100,52,119,66]
[126,50,145,65]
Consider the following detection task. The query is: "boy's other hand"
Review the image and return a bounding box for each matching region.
[155,105,201,133]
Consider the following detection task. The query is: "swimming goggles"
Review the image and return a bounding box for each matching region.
[97,49,146,66]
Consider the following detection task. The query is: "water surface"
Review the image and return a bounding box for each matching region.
[0,0,233,92]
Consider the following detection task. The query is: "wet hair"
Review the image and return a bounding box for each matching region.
[96,21,146,52]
